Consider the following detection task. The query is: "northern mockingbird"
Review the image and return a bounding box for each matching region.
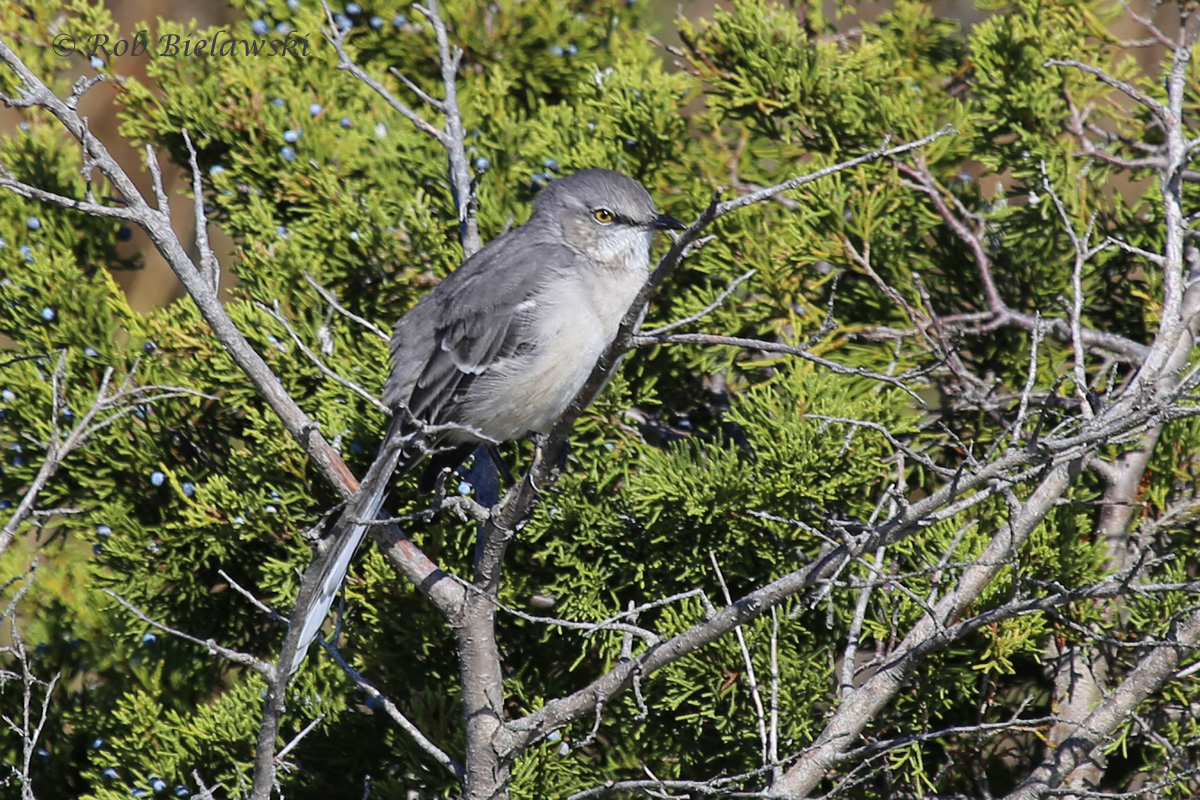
[286,168,684,673]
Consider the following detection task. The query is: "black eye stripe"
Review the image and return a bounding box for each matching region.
[592,210,635,225]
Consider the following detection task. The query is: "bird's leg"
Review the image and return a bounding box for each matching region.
[527,432,569,494]
[417,442,476,493]
[485,443,515,486]
[555,439,570,474]
[462,445,502,507]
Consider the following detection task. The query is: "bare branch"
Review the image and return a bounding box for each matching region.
[181,129,221,294]
[413,0,480,256]
[1039,163,1094,419]
[452,575,673,646]
[0,359,213,558]
[895,160,1151,362]
[275,714,325,761]
[1,567,60,800]
[717,126,956,217]
[317,638,464,781]
[710,551,770,767]
[644,269,757,335]
[1012,314,1046,446]
[304,273,390,342]
[0,37,362,505]
[322,0,480,256]
[104,590,272,673]
[1044,59,1169,123]
[259,300,389,415]
[320,1,446,144]
[632,332,925,401]
[1004,610,1200,800]
[0,38,466,797]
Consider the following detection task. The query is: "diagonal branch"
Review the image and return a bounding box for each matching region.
[895,160,1150,362]
[320,1,446,145]
[632,331,925,401]
[258,300,389,414]
[1044,59,1170,123]
[1002,609,1200,800]
[104,589,272,673]
[643,268,756,335]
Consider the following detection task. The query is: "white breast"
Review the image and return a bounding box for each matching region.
[460,239,650,442]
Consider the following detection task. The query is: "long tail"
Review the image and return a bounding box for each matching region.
[284,416,418,675]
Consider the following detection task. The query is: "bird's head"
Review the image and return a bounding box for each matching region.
[532,168,684,269]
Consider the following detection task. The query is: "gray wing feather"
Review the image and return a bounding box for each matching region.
[390,234,576,426]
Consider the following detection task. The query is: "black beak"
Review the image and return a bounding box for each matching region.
[651,213,686,231]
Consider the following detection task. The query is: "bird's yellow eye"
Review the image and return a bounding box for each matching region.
[592,208,614,224]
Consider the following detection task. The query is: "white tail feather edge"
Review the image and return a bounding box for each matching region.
[286,426,417,674]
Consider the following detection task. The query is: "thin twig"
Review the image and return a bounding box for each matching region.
[709,551,769,767]
[104,589,272,673]
[644,269,757,335]
[632,332,925,402]
[259,300,389,414]
[304,273,390,342]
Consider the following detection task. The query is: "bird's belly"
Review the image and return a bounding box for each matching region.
[456,275,639,442]
[458,323,608,442]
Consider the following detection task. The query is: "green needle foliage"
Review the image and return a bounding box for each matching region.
[1,0,1197,798]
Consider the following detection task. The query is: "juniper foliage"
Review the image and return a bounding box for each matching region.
[1,0,1198,798]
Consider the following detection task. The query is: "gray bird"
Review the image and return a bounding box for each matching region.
[285,168,684,673]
